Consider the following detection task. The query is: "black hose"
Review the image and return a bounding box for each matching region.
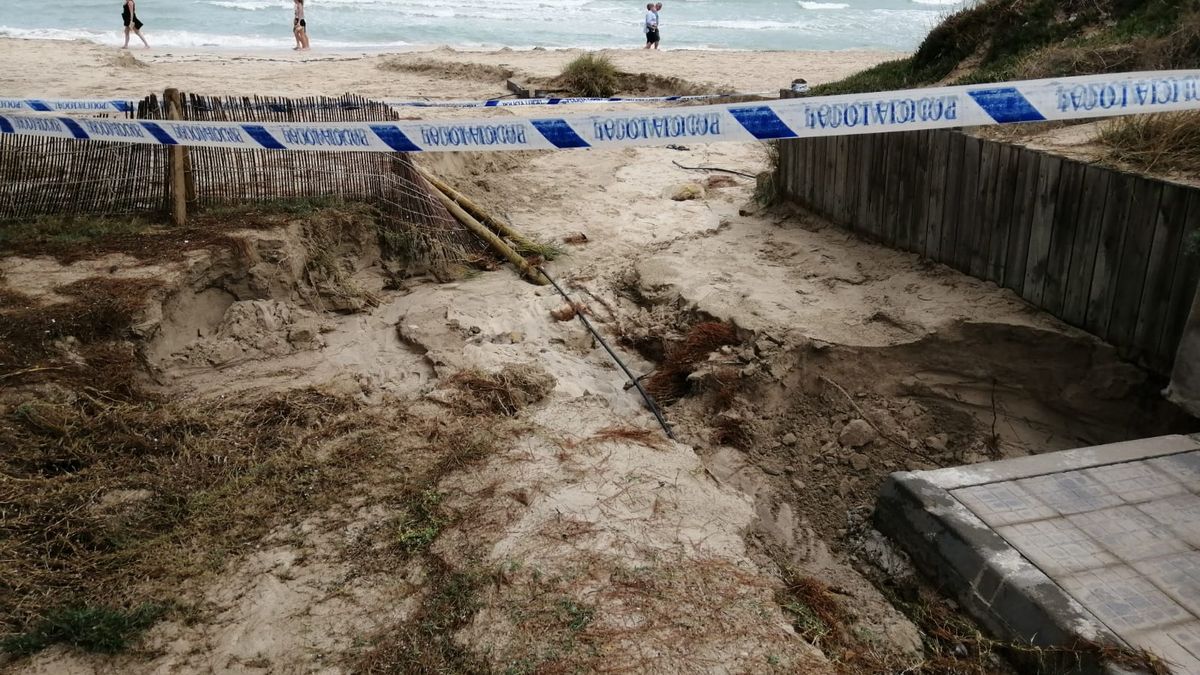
[537,266,676,441]
[671,160,757,179]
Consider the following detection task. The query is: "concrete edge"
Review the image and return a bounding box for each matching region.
[875,472,1123,674]
[919,435,1200,490]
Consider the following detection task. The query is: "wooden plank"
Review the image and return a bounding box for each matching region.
[811,137,827,215]
[1160,191,1200,366]
[924,130,951,260]
[953,135,982,274]
[973,139,1001,280]
[1106,178,1164,351]
[1134,183,1192,369]
[1041,160,1086,318]
[1085,171,1136,337]
[1061,165,1112,328]
[807,139,820,210]
[936,132,966,265]
[506,79,532,98]
[986,144,1018,284]
[1004,149,1042,294]
[841,135,862,227]
[832,135,849,223]
[790,141,804,203]
[906,131,929,255]
[894,131,917,253]
[856,134,877,235]
[826,136,840,220]
[1021,154,1063,305]
[881,132,905,246]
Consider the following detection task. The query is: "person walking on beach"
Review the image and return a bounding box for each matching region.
[294,0,310,50]
[121,0,148,49]
[643,3,660,50]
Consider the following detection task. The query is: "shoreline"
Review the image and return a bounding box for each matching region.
[0,34,907,56]
[0,37,904,101]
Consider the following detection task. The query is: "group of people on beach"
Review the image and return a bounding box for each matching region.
[122,0,658,52]
[119,0,310,50]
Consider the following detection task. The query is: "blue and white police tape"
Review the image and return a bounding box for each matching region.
[2,71,1197,153]
[0,98,134,114]
[0,91,770,115]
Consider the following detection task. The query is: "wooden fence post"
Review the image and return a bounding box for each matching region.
[165,88,188,226]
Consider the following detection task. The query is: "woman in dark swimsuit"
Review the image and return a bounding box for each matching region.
[122,0,149,49]
[293,0,310,51]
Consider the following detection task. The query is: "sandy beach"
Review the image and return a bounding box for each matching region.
[0,37,901,102]
[3,34,1186,675]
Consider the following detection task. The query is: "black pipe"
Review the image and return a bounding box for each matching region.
[537,266,676,441]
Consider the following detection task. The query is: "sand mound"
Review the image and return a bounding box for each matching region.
[109,51,148,69]
[377,57,514,82]
[176,299,327,368]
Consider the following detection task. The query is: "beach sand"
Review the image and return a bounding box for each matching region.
[0,37,901,101]
[3,37,1166,674]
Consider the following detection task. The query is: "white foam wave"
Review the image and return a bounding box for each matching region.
[207,1,287,11]
[0,25,412,50]
[798,1,850,9]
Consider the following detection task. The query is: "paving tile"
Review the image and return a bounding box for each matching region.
[1017,471,1123,516]
[996,518,1117,576]
[1084,460,1185,504]
[1138,493,1200,548]
[1060,566,1193,635]
[1150,451,1200,492]
[951,481,1057,527]
[1166,623,1200,662]
[1127,625,1200,675]
[1134,553,1200,616]
[1068,506,1192,563]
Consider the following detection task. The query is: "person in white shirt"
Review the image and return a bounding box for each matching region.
[643,3,660,50]
[293,0,310,51]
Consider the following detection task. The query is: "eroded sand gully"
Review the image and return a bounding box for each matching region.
[4,137,1190,674]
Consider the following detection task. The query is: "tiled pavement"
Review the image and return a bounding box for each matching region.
[877,435,1200,674]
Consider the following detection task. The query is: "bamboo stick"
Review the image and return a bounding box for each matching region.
[413,165,549,255]
[422,177,547,285]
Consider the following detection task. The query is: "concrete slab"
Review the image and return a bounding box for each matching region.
[876,435,1200,675]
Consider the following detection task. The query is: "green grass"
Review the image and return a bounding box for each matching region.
[559,54,619,98]
[200,196,344,219]
[0,214,154,248]
[1097,112,1200,174]
[2,604,167,655]
[810,0,1200,95]
[395,489,446,553]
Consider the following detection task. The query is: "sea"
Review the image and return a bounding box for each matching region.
[0,0,971,52]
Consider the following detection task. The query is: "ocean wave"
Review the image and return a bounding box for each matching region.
[0,25,414,49]
[798,1,850,9]
[206,0,285,11]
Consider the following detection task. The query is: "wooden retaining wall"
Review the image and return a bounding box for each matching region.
[776,130,1200,374]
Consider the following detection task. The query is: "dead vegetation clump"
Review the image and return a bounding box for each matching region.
[0,364,535,660]
[644,321,740,404]
[441,364,556,416]
[0,198,339,264]
[455,552,824,673]
[1097,111,1200,175]
[377,57,515,82]
[0,276,163,394]
[545,55,714,99]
